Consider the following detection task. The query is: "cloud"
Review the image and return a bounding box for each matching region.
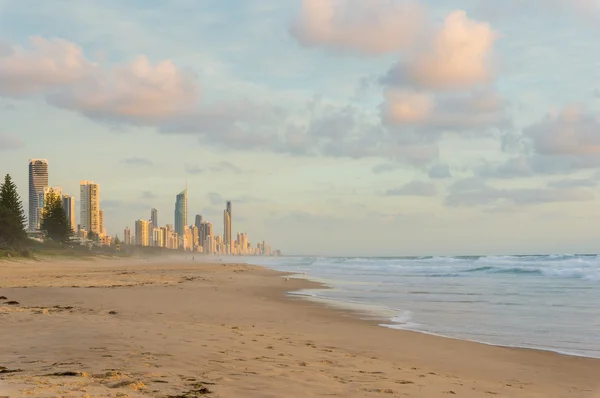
[446,177,594,207]
[0,134,24,150]
[207,192,224,206]
[121,156,154,166]
[0,37,198,121]
[289,0,427,55]
[49,55,198,122]
[381,87,509,133]
[478,105,600,179]
[0,37,91,96]
[547,177,599,188]
[0,36,442,166]
[384,10,497,90]
[185,161,241,175]
[523,105,600,156]
[372,163,400,174]
[428,163,452,179]
[385,180,437,196]
[141,191,157,199]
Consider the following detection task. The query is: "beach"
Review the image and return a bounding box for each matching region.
[1,257,599,397]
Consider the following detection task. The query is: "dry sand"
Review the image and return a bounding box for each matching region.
[1,257,599,397]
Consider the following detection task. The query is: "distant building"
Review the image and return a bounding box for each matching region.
[99,209,105,237]
[223,201,232,254]
[174,189,187,237]
[80,181,100,235]
[123,227,132,245]
[28,159,49,231]
[135,219,149,246]
[151,208,158,229]
[62,194,76,233]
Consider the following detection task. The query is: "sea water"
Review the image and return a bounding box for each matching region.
[242,255,600,358]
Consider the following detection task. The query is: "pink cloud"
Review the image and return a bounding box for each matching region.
[0,37,91,96]
[0,37,199,120]
[386,10,497,90]
[50,56,198,120]
[290,0,427,55]
[382,89,433,123]
[381,88,508,132]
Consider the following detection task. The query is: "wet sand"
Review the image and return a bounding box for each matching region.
[1,257,599,397]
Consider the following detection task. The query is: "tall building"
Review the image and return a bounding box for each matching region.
[28,159,49,231]
[151,208,158,228]
[195,215,203,247]
[223,201,232,254]
[99,209,105,237]
[123,227,132,245]
[174,189,187,237]
[62,194,76,233]
[80,181,100,234]
[135,219,149,246]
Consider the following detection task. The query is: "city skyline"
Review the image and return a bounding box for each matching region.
[3,1,600,256]
[128,195,277,256]
[14,157,278,253]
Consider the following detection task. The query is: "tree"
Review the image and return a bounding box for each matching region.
[0,174,27,248]
[87,231,98,243]
[40,188,72,243]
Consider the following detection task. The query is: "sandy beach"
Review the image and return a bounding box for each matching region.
[1,257,599,397]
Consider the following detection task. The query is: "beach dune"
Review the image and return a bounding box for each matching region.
[1,258,599,397]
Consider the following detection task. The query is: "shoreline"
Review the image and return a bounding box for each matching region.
[281,274,600,361]
[1,258,599,397]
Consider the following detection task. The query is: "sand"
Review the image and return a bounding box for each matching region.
[1,257,599,398]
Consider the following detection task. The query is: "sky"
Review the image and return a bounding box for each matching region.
[1,0,600,256]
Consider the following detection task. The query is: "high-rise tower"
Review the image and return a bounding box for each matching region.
[174,189,187,236]
[151,208,158,228]
[80,181,100,234]
[62,194,76,233]
[223,201,232,254]
[28,159,48,231]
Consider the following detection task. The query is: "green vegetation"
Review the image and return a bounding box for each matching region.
[40,188,73,243]
[0,174,28,250]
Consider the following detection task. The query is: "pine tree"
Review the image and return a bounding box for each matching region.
[0,174,27,248]
[40,189,72,243]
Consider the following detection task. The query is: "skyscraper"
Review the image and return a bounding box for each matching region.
[223,201,232,254]
[28,159,49,231]
[151,208,158,228]
[80,181,100,234]
[123,227,132,245]
[99,209,105,237]
[195,214,203,247]
[62,194,76,233]
[174,189,187,236]
[135,219,149,246]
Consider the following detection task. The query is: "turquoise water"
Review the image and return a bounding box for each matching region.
[243,255,600,358]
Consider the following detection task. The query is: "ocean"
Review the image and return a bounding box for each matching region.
[243,255,600,359]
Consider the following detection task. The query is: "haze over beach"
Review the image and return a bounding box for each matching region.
[2,0,600,397]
